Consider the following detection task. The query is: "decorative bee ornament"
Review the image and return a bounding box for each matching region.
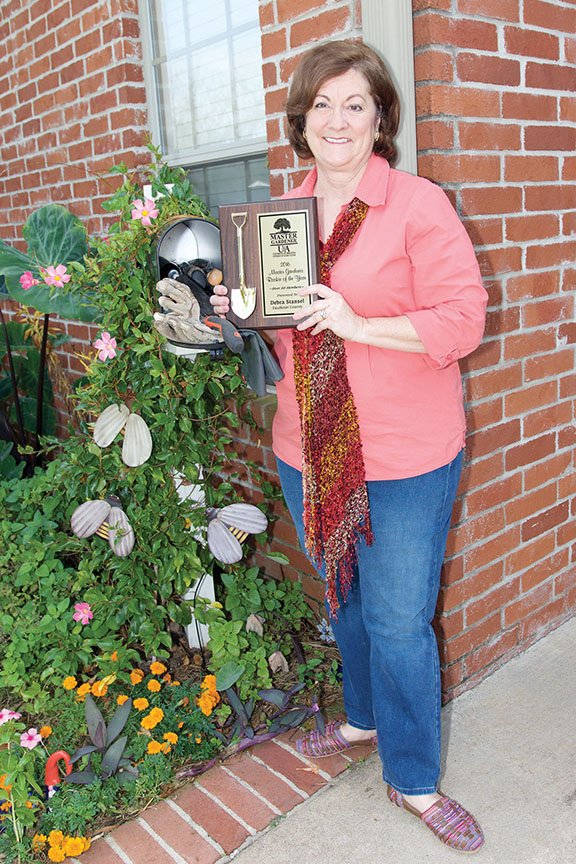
[206,503,268,564]
[92,403,153,467]
[71,495,135,557]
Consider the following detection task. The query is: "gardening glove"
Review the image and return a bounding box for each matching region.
[153,310,221,346]
[156,277,196,317]
[176,267,244,354]
[237,329,284,397]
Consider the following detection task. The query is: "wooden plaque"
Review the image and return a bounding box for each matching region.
[218,197,320,329]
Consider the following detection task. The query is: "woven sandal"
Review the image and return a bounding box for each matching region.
[296,721,377,758]
[387,785,485,854]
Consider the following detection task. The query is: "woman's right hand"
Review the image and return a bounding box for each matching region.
[209,283,230,317]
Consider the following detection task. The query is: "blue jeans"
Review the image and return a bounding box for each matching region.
[276,450,463,795]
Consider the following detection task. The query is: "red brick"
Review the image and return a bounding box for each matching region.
[502,92,557,122]
[523,502,570,542]
[139,799,219,864]
[265,86,289,115]
[464,626,519,677]
[561,97,576,123]
[464,526,521,574]
[504,583,554,626]
[417,85,500,119]
[524,451,572,492]
[277,0,325,22]
[462,451,504,492]
[107,820,177,864]
[506,532,556,577]
[418,153,500,184]
[522,296,573,328]
[70,839,126,864]
[505,380,558,419]
[466,363,522,402]
[259,1,274,27]
[446,507,505,557]
[519,598,567,643]
[465,578,520,627]
[503,328,556,361]
[476,245,522,277]
[505,27,560,60]
[522,550,570,592]
[524,0,576,32]
[527,185,576,215]
[465,472,523,518]
[250,740,328,794]
[525,351,574,384]
[415,49,454,83]
[525,125,576,152]
[197,765,277,831]
[225,752,305,812]
[505,433,556,472]
[467,419,521,461]
[290,8,351,49]
[462,217,504,247]
[457,53,520,86]
[527,240,576,270]
[441,660,464,695]
[171,784,249,855]
[442,613,502,663]
[506,213,560,241]
[505,270,559,301]
[457,0,520,21]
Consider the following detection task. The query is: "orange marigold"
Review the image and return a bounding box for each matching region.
[140,707,164,730]
[91,680,108,698]
[150,661,167,675]
[0,775,12,792]
[0,801,12,812]
[197,692,214,717]
[64,836,85,856]
[133,698,149,711]
[40,725,53,738]
[47,830,64,847]
[195,735,202,744]
[32,834,47,850]
[130,669,144,685]
[163,732,178,744]
[117,694,129,706]
[147,740,162,755]
[147,679,161,693]
[76,682,91,701]
[160,742,171,754]
[47,846,66,863]
[110,650,118,661]
[62,676,77,690]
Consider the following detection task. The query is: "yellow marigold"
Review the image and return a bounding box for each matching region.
[110,650,118,661]
[117,694,129,706]
[76,682,91,701]
[150,661,167,675]
[32,834,47,850]
[82,837,91,852]
[62,676,77,690]
[0,774,12,792]
[133,697,149,711]
[130,669,144,685]
[202,674,218,692]
[147,679,161,693]
[141,711,163,731]
[160,742,171,754]
[195,735,202,744]
[40,725,53,738]
[147,740,162,754]
[47,830,64,847]
[25,800,34,809]
[178,721,184,729]
[47,846,66,863]
[197,692,214,717]
[64,836,85,856]
[0,801,12,812]
[170,680,181,687]
[91,680,108,698]
[163,732,178,745]
[162,673,172,683]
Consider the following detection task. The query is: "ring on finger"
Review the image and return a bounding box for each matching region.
[320,309,328,320]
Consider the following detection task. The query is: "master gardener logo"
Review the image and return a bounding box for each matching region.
[269,217,298,256]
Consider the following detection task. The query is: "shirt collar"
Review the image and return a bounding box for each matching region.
[297,153,391,207]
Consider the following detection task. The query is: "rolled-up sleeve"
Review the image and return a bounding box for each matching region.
[404,181,488,369]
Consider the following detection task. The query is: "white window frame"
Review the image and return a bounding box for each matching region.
[138,0,268,168]
[361,0,418,175]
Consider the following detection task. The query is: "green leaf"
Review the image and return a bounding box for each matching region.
[23,204,88,266]
[106,697,132,745]
[84,694,106,748]
[101,734,128,777]
[266,551,290,565]
[66,770,98,785]
[216,661,245,691]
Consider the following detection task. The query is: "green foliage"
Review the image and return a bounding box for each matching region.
[193,566,313,701]
[67,695,137,786]
[0,718,45,847]
[0,204,98,321]
[0,320,56,436]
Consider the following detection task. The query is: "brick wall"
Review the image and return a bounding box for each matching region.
[0,0,151,431]
[258,0,576,699]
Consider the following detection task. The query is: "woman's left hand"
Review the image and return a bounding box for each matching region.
[293,285,365,341]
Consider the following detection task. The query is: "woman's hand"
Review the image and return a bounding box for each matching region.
[293,285,366,341]
[209,283,230,317]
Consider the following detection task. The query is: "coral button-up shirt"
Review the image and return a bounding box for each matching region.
[272,154,488,480]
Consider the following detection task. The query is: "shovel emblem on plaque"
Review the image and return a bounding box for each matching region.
[230,212,256,319]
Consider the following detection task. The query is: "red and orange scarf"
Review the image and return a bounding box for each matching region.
[292,197,373,617]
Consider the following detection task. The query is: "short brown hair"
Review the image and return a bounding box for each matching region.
[286,40,400,165]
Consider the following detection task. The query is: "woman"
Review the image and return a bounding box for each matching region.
[212,40,488,853]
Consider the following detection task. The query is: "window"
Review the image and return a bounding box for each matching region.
[140,0,270,207]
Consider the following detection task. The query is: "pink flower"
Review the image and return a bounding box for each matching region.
[73,602,93,626]
[131,198,159,227]
[20,728,42,750]
[93,332,117,361]
[19,271,39,291]
[42,264,71,286]
[0,708,22,725]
